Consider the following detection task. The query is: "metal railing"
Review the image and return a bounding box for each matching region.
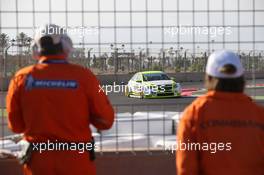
[0,102,188,153]
[0,0,264,156]
[94,103,187,153]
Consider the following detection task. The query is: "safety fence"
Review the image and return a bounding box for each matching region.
[0,0,264,75]
[0,0,264,156]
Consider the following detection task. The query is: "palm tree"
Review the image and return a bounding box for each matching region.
[0,33,9,55]
[16,32,32,55]
[16,32,27,45]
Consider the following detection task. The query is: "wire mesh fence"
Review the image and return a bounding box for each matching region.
[0,0,264,155]
[0,0,264,75]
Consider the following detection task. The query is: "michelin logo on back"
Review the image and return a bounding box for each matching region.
[25,75,78,90]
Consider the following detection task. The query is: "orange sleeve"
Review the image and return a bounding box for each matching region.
[87,72,114,130]
[176,104,199,175]
[6,75,25,133]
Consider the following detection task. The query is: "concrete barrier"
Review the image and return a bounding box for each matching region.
[1,71,264,91]
[97,71,264,85]
[0,151,176,175]
[96,151,176,175]
[0,159,23,175]
[96,72,204,85]
[98,112,179,136]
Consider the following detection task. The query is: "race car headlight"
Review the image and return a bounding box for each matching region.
[175,83,181,92]
[173,83,181,91]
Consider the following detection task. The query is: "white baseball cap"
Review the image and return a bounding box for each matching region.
[206,50,244,78]
[32,24,73,57]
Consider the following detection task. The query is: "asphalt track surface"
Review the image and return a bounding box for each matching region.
[1,79,264,109]
[109,79,264,106]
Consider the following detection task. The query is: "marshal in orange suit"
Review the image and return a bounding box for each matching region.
[6,24,114,175]
[176,50,264,175]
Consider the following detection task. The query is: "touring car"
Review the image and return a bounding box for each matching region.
[125,71,181,98]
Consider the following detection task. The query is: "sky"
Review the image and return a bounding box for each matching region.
[0,0,264,54]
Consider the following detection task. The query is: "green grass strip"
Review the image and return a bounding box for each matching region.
[252,96,264,100]
[0,108,7,118]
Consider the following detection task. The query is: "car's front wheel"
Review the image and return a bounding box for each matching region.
[139,92,144,99]
[125,86,131,97]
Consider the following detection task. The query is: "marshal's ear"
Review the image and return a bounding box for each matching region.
[31,42,40,60]
[204,74,216,91]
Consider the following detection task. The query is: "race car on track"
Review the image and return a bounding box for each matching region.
[125,71,181,98]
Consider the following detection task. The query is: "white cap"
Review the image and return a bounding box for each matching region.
[32,24,73,56]
[206,50,244,78]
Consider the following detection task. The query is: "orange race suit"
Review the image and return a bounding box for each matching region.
[6,55,114,175]
[176,91,264,175]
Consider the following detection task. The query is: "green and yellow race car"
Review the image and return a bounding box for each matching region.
[125,71,181,98]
